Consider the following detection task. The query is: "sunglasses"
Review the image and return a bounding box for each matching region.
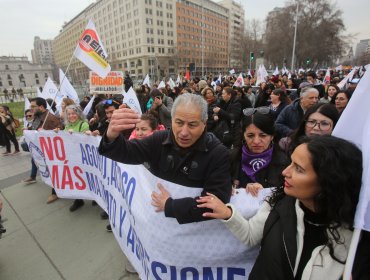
[25,115,33,118]
[102,99,120,105]
[243,106,270,116]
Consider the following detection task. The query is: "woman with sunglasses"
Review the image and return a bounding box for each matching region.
[24,109,34,129]
[232,110,289,196]
[279,103,339,155]
[197,135,362,280]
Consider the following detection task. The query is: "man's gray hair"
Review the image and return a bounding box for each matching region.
[171,93,208,122]
[300,86,319,98]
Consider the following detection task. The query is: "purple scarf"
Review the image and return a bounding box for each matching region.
[241,145,274,182]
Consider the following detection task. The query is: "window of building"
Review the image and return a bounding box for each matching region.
[156,1,162,8]
[5,65,9,70]
[18,65,22,70]
[7,74,12,79]
[8,81,13,86]
[130,61,135,68]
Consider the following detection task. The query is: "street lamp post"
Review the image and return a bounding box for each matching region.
[291,0,299,72]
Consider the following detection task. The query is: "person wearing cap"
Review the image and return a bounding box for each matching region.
[148,88,173,129]
[98,93,232,224]
[275,86,319,138]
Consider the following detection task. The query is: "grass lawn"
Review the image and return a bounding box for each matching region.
[2,101,26,137]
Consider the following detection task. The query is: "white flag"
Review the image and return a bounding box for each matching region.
[59,69,79,103]
[158,80,165,89]
[233,73,245,87]
[229,69,235,75]
[74,19,111,78]
[167,78,176,89]
[337,67,358,89]
[323,68,331,86]
[273,66,279,76]
[176,74,181,85]
[333,64,370,231]
[83,95,95,117]
[217,73,222,84]
[123,87,142,115]
[247,70,252,78]
[143,74,151,87]
[36,87,44,98]
[41,77,58,100]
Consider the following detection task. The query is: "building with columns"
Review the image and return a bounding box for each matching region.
[0,56,53,90]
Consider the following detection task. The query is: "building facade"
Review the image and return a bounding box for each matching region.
[355,39,370,58]
[52,0,239,83]
[176,0,229,76]
[32,36,55,65]
[0,56,53,90]
[217,0,244,71]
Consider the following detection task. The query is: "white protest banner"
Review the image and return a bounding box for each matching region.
[123,87,142,115]
[59,69,79,103]
[24,131,267,280]
[176,74,181,85]
[167,78,176,89]
[74,19,111,78]
[229,69,235,75]
[89,71,124,94]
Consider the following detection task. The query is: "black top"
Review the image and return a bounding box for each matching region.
[295,203,327,279]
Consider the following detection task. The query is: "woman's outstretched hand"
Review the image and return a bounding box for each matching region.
[197,192,232,220]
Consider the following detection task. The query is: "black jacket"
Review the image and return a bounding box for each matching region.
[275,99,304,138]
[214,98,242,148]
[98,130,232,224]
[249,196,297,280]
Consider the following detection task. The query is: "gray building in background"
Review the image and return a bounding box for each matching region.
[0,56,53,90]
[31,36,55,65]
[355,39,370,58]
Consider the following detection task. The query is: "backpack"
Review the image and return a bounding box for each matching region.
[13,118,20,128]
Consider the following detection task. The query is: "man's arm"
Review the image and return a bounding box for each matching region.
[164,144,232,224]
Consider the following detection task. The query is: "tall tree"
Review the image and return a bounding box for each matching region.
[263,0,348,69]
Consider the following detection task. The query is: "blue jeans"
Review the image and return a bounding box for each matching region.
[30,158,38,179]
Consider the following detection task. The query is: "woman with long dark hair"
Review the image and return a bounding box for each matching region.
[197,135,362,279]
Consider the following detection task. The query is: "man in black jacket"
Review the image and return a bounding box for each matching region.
[98,93,231,224]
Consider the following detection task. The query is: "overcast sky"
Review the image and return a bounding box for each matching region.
[1,0,369,58]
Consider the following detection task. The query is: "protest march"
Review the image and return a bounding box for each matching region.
[1,1,370,279]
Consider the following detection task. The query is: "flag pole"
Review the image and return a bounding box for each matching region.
[291,0,299,72]
[41,50,76,129]
[343,228,361,279]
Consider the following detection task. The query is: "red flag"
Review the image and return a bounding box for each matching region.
[185,71,190,81]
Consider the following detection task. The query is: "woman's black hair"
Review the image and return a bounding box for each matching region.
[269,135,362,263]
[330,90,353,105]
[288,103,339,154]
[242,112,275,136]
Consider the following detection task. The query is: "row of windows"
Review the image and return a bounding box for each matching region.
[177,16,227,29]
[144,0,172,10]
[177,6,227,21]
[178,25,228,39]
[2,73,48,79]
[146,28,174,37]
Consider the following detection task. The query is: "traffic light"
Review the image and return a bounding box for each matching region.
[250,52,254,61]
[306,58,311,65]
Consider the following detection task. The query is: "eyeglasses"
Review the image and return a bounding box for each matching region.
[243,106,270,116]
[305,119,332,131]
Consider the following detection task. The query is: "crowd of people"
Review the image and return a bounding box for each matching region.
[0,67,368,278]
